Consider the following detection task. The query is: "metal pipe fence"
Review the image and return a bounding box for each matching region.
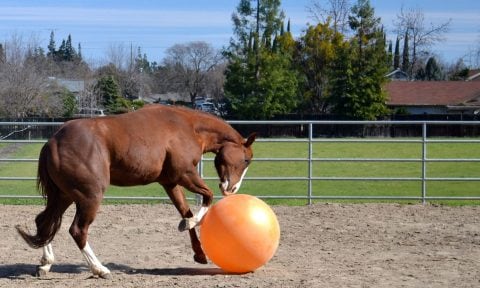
[1,120,480,204]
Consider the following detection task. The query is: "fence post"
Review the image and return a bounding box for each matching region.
[421,122,427,204]
[196,155,203,205]
[308,123,313,205]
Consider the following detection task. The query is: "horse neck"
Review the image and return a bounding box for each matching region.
[193,117,242,153]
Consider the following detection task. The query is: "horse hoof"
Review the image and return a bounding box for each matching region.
[35,266,48,277]
[99,272,111,279]
[178,218,196,232]
[178,219,188,231]
[194,254,208,264]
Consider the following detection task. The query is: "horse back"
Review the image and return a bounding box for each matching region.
[47,106,203,187]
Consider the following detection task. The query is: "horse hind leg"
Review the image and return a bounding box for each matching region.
[69,197,110,278]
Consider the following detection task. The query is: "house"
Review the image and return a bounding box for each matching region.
[467,69,480,81]
[48,77,85,101]
[143,92,188,104]
[386,68,409,81]
[385,81,480,115]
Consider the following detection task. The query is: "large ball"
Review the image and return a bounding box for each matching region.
[200,194,280,273]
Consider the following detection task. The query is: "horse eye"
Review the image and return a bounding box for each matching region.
[244,159,251,165]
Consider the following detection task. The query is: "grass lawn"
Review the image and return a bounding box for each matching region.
[1,139,479,205]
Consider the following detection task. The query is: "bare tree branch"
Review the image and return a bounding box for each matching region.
[307,0,351,34]
[394,5,451,75]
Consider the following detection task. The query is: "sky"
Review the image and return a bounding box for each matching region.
[0,0,479,67]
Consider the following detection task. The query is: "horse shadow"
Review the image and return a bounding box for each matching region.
[0,263,88,279]
[0,262,237,279]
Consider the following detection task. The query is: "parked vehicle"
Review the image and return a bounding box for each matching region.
[74,108,106,118]
[196,102,220,115]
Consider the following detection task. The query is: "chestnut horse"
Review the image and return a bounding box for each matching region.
[16,105,255,278]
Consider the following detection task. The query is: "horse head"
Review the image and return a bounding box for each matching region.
[215,133,256,196]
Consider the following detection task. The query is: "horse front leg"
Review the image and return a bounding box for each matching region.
[177,171,214,231]
[162,184,208,264]
[36,243,54,276]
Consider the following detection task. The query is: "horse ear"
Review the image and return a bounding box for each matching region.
[244,132,256,147]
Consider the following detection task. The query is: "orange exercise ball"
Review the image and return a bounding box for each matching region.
[200,194,280,273]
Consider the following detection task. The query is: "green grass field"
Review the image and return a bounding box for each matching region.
[1,139,479,205]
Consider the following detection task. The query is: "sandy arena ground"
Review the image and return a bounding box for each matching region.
[1,203,479,287]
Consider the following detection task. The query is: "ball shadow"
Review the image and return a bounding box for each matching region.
[105,262,248,276]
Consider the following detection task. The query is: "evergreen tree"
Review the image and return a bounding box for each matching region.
[95,75,122,113]
[78,43,82,60]
[402,30,410,75]
[65,34,76,61]
[393,36,400,69]
[387,40,393,69]
[328,40,353,117]
[61,89,76,117]
[0,44,5,64]
[47,31,56,59]
[58,40,67,61]
[330,0,388,120]
[224,0,298,119]
[425,57,443,80]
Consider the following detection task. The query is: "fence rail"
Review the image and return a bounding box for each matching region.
[1,120,480,204]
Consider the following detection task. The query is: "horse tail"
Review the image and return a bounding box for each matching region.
[16,143,65,249]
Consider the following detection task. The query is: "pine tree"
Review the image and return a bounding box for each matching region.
[425,57,443,81]
[77,43,82,60]
[58,40,66,61]
[331,0,388,120]
[0,44,5,64]
[387,40,393,69]
[47,31,56,59]
[224,0,298,119]
[95,75,121,113]
[65,34,76,61]
[393,36,400,69]
[402,30,410,76]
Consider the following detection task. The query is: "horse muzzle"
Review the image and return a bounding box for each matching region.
[219,180,237,196]
[219,168,248,197]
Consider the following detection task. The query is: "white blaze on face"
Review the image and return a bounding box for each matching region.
[220,180,229,192]
[232,167,248,193]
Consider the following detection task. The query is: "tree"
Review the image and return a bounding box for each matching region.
[424,57,443,80]
[64,34,76,61]
[0,33,47,117]
[387,39,393,69]
[95,75,121,113]
[393,36,400,69]
[163,41,220,103]
[224,0,298,119]
[307,0,351,34]
[47,31,56,59]
[330,0,389,120]
[395,5,451,77]
[402,29,410,75]
[297,21,345,113]
[447,59,469,81]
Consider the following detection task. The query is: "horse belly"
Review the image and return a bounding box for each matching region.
[109,160,163,186]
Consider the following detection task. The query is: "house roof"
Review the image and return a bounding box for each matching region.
[385,81,480,106]
[467,69,480,81]
[385,68,408,80]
